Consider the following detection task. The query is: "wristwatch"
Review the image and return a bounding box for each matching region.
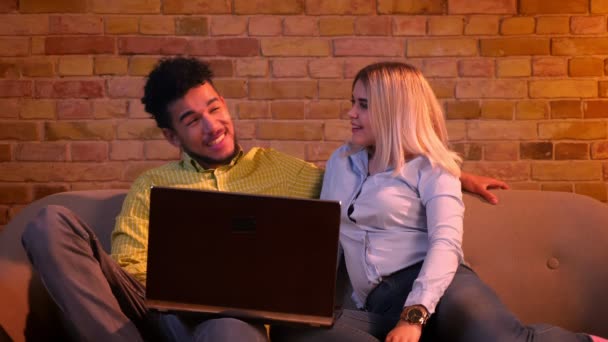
[400,305,429,325]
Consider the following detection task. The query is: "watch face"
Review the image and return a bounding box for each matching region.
[408,309,423,322]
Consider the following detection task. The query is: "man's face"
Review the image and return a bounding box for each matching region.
[162,83,237,169]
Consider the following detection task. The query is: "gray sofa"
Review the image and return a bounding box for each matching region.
[1,189,607,341]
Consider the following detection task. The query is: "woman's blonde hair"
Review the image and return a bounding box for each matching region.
[352,62,461,177]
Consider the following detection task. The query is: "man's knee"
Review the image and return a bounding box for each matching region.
[195,318,267,342]
[22,205,79,257]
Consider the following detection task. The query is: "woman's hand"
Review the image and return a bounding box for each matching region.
[385,321,422,342]
[460,172,509,205]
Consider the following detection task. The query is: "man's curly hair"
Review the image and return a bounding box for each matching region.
[142,57,215,129]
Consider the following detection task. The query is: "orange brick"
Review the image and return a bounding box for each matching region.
[208,60,233,77]
[237,101,270,119]
[592,0,608,13]
[140,16,174,35]
[250,80,316,99]
[164,0,231,13]
[33,184,70,201]
[284,17,318,36]
[0,14,49,35]
[539,122,607,140]
[46,121,115,140]
[0,0,17,12]
[234,120,256,140]
[320,17,354,36]
[0,185,32,204]
[123,161,166,181]
[110,141,144,160]
[105,16,139,34]
[91,0,160,13]
[71,142,108,161]
[257,121,323,140]
[309,59,343,78]
[481,101,513,120]
[458,59,494,77]
[236,59,268,77]
[324,120,351,141]
[116,119,162,140]
[308,101,342,119]
[46,37,114,54]
[571,16,606,35]
[248,16,282,36]
[428,79,456,98]
[57,99,92,119]
[355,16,391,36]
[235,0,303,14]
[308,0,374,15]
[144,140,180,160]
[553,38,608,55]
[176,17,209,36]
[0,59,20,78]
[271,101,306,119]
[456,79,526,98]
[591,141,608,159]
[532,162,602,181]
[306,141,344,161]
[520,142,552,160]
[262,38,329,56]
[95,56,128,75]
[600,81,608,97]
[461,161,531,181]
[496,58,531,77]
[500,17,535,35]
[422,59,458,77]
[119,37,189,55]
[536,16,570,34]
[428,16,465,36]
[551,100,582,119]
[129,56,159,76]
[214,79,247,98]
[446,121,466,140]
[569,57,603,77]
[448,0,517,14]
[210,16,247,36]
[0,80,32,97]
[555,142,589,160]
[516,101,548,120]
[20,0,86,13]
[0,144,11,162]
[378,0,443,14]
[20,99,56,119]
[268,141,306,159]
[574,182,607,202]
[467,121,537,140]
[464,15,500,35]
[107,77,145,98]
[520,0,587,14]
[0,99,19,119]
[272,59,308,77]
[392,16,426,36]
[336,38,404,56]
[584,100,608,118]
[93,100,128,119]
[128,99,149,119]
[22,57,56,77]
[16,142,67,161]
[530,80,597,98]
[408,39,477,57]
[319,80,351,99]
[0,38,29,57]
[452,143,482,160]
[445,101,481,119]
[480,38,550,56]
[541,183,573,192]
[50,15,103,34]
[58,56,93,76]
[532,57,567,76]
[483,142,518,161]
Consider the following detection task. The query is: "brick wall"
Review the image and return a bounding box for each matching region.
[2,0,608,228]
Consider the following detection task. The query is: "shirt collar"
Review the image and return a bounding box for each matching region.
[181,146,244,173]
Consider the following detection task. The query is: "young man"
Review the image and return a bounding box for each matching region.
[21,57,507,342]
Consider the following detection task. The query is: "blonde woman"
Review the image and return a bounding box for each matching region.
[272,62,599,342]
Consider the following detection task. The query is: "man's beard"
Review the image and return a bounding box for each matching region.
[184,136,240,169]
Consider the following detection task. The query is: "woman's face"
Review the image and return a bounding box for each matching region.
[348,79,375,147]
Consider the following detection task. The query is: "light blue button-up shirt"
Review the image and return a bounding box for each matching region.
[321,145,464,314]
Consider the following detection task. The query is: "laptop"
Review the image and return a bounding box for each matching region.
[145,186,342,327]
